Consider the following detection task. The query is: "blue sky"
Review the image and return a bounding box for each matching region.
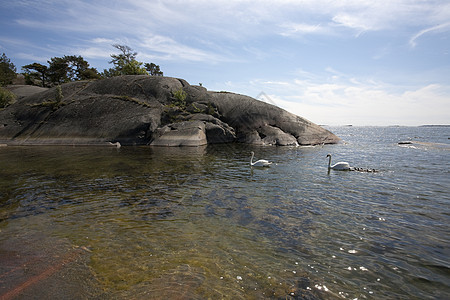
[1,0,449,125]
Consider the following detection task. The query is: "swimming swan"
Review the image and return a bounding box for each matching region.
[327,154,351,171]
[250,151,272,167]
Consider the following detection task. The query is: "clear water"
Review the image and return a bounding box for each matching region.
[1,126,449,299]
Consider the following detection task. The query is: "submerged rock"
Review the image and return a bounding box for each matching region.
[0,75,340,146]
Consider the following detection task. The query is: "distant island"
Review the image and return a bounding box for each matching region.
[0,75,340,147]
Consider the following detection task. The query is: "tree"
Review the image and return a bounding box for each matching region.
[122,60,148,75]
[48,55,101,84]
[110,44,137,66]
[22,63,49,87]
[22,55,100,86]
[80,67,101,80]
[0,53,17,86]
[48,56,69,84]
[103,44,148,77]
[145,62,163,76]
[63,55,100,80]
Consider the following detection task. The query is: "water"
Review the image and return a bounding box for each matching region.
[0,126,449,299]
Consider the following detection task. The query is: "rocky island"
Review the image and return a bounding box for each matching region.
[0,75,339,146]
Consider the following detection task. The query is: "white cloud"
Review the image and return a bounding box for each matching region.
[331,13,375,36]
[138,35,230,63]
[12,1,450,40]
[3,0,449,127]
[247,75,450,126]
[284,86,448,126]
[409,22,450,48]
[75,47,110,60]
[15,53,50,64]
[8,0,450,64]
[279,23,327,36]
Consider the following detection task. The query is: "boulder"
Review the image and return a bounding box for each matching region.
[186,114,235,144]
[258,125,299,146]
[0,75,340,146]
[150,121,207,147]
[208,92,338,145]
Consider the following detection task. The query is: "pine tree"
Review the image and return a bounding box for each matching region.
[0,53,17,86]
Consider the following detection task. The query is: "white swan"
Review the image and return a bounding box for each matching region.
[250,151,272,167]
[327,154,351,171]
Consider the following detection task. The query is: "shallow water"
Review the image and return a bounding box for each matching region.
[1,126,449,299]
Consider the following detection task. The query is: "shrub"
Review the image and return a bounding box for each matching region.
[172,88,187,109]
[55,85,63,103]
[0,87,15,108]
[206,102,216,115]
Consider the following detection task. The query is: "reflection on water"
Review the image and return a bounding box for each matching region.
[1,126,449,299]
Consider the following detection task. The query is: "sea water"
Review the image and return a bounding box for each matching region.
[0,126,449,299]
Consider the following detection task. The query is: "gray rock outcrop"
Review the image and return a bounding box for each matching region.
[0,76,340,146]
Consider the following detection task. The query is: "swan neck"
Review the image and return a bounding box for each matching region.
[328,155,331,169]
[250,152,254,165]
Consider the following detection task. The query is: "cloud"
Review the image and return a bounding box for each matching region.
[279,23,327,37]
[246,74,450,126]
[137,35,231,63]
[10,1,445,39]
[15,53,50,64]
[331,13,376,36]
[409,22,450,48]
[285,85,448,126]
[0,36,66,63]
[7,0,450,64]
[3,0,447,126]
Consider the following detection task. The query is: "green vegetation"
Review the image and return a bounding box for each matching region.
[144,63,163,76]
[161,89,218,125]
[33,100,65,111]
[0,87,16,108]
[23,56,100,87]
[172,88,187,109]
[160,88,189,124]
[22,62,49,87]
[112,95,152,108]
[7,44,163,88]
[102,44,162,77]
[28,85,65,111]
[103,44,147,77]
[206,102,216,115]
[48,55,101,84]
[191,102,203,113]
[55,85,64,103]
[0,53,17,86]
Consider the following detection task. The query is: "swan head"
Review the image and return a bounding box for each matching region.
[326,154,331,158]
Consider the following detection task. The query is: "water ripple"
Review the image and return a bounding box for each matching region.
[0,127,449,298]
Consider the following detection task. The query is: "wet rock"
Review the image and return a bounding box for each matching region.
[186,113,236,144]
[150,120,207,147]
[258,124,299,146]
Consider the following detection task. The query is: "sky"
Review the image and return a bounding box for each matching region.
[1,0,449,126]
